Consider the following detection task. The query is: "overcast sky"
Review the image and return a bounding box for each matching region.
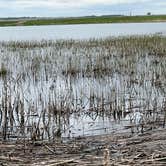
[0,0,165,17]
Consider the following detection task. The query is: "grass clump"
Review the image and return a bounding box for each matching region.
[0,64,7,77]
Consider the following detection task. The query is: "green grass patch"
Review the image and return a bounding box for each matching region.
[0,15,166,27]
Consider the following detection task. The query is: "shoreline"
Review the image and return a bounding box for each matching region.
[0,15,166,27]
[0,128,166,165]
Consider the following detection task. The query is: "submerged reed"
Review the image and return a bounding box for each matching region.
[0,35,166,141]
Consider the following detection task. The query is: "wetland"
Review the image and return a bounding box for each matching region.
[0,24,166,165]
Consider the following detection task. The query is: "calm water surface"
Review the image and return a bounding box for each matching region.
[0,22,166,41]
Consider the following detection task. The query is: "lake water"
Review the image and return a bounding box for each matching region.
[0,22,166,41]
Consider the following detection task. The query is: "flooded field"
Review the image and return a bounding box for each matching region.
[0,35,166,142]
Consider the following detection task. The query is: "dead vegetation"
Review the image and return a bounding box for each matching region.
[0,35,166,165]
[0,128,166,165]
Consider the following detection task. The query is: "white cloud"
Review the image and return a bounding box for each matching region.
[0,0,153,9]
[0,0,165,17]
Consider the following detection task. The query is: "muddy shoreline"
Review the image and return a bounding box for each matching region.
[1,128,166,165]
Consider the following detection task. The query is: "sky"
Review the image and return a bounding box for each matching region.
[0,0,165,17]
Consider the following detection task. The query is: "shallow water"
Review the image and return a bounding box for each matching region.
[0,36,165,141]
[0,22,166,41]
